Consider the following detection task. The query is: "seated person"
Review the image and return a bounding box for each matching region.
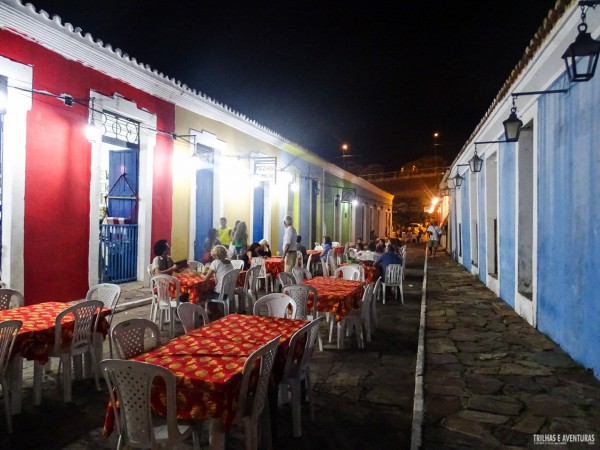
[152,239,181,275]
[296,235,308,263]
[355,237,365,251]
[257,239,272,257]
[242,242,261,270]
[320,236,333,262]
[200,245,234,299]
[375,243,385,256]
[202,228,221,263]
[374,244,403,277]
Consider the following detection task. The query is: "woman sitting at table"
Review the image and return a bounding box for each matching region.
[241,242,261,270]
[201,245,234,299]
[152,239,179,275]
[320,236,333,262]
[257,239,272,257]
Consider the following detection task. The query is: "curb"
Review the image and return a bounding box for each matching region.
[410,246,428,450]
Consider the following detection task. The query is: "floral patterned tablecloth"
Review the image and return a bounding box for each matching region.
[302,277,364,322]
[171,273,216,304]
[264,256,284,279]
[103,314,307,435]
[0,301,110,363]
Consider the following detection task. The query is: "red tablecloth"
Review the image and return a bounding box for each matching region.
[103,314,307,435]
[264,257,284,279]
[332,246,344,256]
[302,277,364,322]
[0,302,110,363]
[171,273,216,304]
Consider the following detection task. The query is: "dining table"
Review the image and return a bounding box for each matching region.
[264,256,284,279]
[302,277,364,323]
[171,272,216,304]
[0,301,110,413]
[103,313,308,449]
[340,261,380,284]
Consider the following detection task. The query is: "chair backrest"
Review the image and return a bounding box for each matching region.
[282,285,311,319]
[282,316,324,379]
[327,254,338,276]
[177,303,209,333]
[334,266,360,281]
[0,288,24,310]
[292,266,311,282]
[217,268,241,302]
[235,336,281,424]
[332,242,340,248]
[230,260,245,270]
[54,300,103,355]
[151,274,179,305]
[296,251,303,267]
[277,272,296,289]
[385,264,403,284]
[360,283,375,322]
[349,264,365,282]
[111,318,161,359]
[251,256,269,278]
[187,261,202,271]
[314,245,323,251]
[0,320,22,377]
[146,264,154,278]
[253,293,298,319]
[245,265,262,304]
[100,359,187,448]
[86,283,121,312]
[373,276,383,302]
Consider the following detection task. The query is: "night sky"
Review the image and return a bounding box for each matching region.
[29,0,558,170]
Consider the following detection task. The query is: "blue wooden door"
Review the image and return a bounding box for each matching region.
[107,149,138,222]
[253,184,264,242]
[195,169,213,260]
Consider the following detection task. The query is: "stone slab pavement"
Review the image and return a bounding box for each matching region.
[0,245,425,450]
[421,251,600,450]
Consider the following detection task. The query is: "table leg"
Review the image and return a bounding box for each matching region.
[9,356,23,414]
[208,418,225,450]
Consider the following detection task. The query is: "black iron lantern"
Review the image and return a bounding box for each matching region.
[469,150,483,173]
[453,172,464,189]
[503,96,523,142]
[441,188,451,197]
[334,194,340,207]
[562,8,600,82]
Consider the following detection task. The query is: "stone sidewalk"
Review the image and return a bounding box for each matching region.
[421,252,600,450]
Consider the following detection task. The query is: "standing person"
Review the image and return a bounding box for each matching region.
[202,228,221,263]
[427,221,442,257]
[231,221,248,256]
[296,235,308,263]
[217,217,232,246]
[281,215,297,273]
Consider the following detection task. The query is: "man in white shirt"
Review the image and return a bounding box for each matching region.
[282,215,298,273]
[427,221,442,257]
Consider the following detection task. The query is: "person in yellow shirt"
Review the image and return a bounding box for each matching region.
[216,217,232,246]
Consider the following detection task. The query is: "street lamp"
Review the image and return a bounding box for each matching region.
[433,132,439,169]
[562,4,600,82]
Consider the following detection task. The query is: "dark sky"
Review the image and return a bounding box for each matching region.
[30,0,557,169]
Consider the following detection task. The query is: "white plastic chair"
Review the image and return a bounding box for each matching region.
[277,272,296,291]
[279,316,324,437]
[337,283,374,349]
[326,254,338,277]
[0,320,22,433]
[382,264,404,304]
[226,336,281,450]
[292,266,312,282]
[239,266,261,313]
[150,275,180,337]
[251,257,274,293]
[177,303,209,334]
[296,251,303,267]
[282,285,311,320]
[372,276,382,331]
[0,289,24,310]
[334,266,360,280]
[207,268,241,317]
[33,300,103,404]
[230,260,245,270]
[305,253,322,277]
[349,264,366,282]
[111,318,161,359]
[253,293,298,319]
[86,283,121,357]
[100,359,199,450]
